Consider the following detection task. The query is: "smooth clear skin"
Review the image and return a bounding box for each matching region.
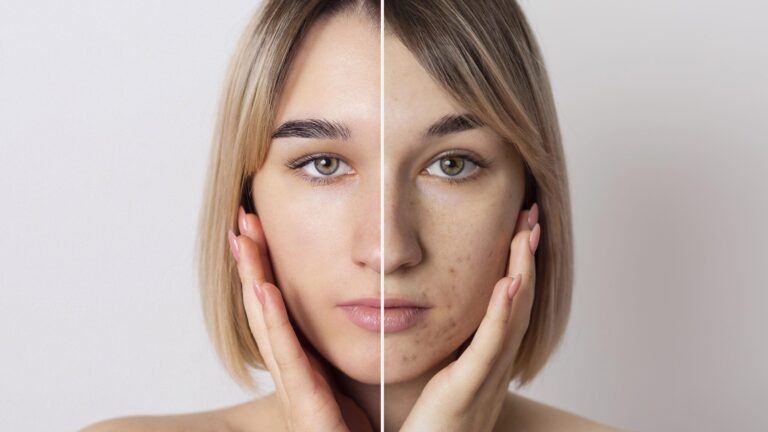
[249,10,382,425]
[383,34,526,427]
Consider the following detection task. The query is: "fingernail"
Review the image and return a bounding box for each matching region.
[238,206,249,233]
[507,274,522,300]
[529,223,541,255]
[527,202,539,229]
[253,281,266,305]
[227,229,240,262]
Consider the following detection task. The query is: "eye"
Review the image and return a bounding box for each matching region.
[424,154,480,179]
[286,153,354,185]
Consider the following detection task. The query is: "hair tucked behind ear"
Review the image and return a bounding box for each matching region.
[386,0,573,389]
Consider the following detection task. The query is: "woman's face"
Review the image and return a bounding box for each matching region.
[251,12,381,384]
[382,35,526,383]
[251,12,526,386]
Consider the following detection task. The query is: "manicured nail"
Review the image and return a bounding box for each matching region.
[227,229,240,262]
[527,202,539,229]
[529,223,541,255]
[253,281,266,305]
[238,206,249,233]
[507,274,522,300]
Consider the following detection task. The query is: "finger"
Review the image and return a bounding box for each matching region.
[490,220,538,385]
[451,274,520,398]
[259,282,320,403]
[232,230,279,379]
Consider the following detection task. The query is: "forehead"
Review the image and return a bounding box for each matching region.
[384,35,465,137]
[274,12,380,129]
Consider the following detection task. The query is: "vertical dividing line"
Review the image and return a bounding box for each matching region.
[379,0,385,430]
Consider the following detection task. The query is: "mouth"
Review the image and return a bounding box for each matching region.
[338,298,430,333]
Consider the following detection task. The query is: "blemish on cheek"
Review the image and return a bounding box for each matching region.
[448,266,455,274]
[447,317,457,329]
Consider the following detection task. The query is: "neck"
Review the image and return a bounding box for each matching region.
[333,351,458,432]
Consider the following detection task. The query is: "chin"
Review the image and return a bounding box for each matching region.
[382,340,456,385]
[323,335,382,385]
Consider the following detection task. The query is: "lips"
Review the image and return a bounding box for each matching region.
[338,298,430,333]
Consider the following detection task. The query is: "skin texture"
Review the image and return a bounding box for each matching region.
[250,10,382,388]
[382,32,526,381]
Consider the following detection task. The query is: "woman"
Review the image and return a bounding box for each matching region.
[82,0,621,430]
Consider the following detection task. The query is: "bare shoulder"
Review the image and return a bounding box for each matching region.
[495,392,626,432]
[79,394,283,432]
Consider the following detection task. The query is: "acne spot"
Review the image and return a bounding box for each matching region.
[449,266,455,274]
[447,317,457,329]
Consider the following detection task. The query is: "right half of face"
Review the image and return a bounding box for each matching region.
[251,10,382,385]
[381,34,527,384]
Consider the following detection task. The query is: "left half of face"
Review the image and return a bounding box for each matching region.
[250,10,382,385]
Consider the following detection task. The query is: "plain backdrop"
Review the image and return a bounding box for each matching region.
[1,1,766,431]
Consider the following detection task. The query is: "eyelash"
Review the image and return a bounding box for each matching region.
[285,152,353,186]
[284,151,493,186]
[423,150,494,186]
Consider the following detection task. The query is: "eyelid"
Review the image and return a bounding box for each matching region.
[285,152,355,186]
[422,150,493,183]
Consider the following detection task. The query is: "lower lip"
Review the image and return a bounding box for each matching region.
[339,306,427,333]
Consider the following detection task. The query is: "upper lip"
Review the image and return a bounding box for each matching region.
[338,297,430,308]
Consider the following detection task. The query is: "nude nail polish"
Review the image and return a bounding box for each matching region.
[227,229,240,262]
[507,274,522,300]
[253,281,266,305]
[238,206,249,233]
[527,202,539,229]
[529,223,541,255]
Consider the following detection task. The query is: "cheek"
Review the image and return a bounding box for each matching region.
[425,201,515,294]
[419,191,518,339]
[255,184,348,301]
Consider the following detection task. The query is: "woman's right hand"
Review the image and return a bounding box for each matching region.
[228,206,373,432]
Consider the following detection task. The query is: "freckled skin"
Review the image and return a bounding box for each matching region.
[383,35,526,384]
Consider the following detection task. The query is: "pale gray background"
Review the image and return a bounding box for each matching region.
[1,1,766,431]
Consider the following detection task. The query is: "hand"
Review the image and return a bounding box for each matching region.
[228,206,374,432]
[399,203,541,432]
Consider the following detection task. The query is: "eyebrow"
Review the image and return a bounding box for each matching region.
[271,118,351,140]
[425,114,484,138]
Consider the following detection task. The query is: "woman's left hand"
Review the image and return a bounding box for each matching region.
[399,204,541,432]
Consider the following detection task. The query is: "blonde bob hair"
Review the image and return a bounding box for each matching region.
[385,0,574,388]
[197,0,572,392]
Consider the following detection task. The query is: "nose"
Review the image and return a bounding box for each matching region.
[381,176,423,274]
[350,171,424,275]
[350,175,382,273]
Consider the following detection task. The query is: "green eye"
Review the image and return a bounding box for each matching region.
[439,157,465,176]
[314,157,339,175]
